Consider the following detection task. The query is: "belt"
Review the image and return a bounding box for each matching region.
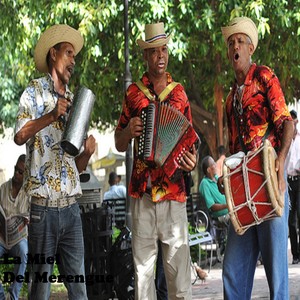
[145,187,151,195]
[288,175,300,181]
[31,196,76,208]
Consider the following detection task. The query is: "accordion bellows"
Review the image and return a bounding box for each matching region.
[138,102,200,179]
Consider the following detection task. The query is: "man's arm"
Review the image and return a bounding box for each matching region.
[14,98,69,145]
[275,120,294,193]
[276,119,294,193]
[210,203,228,212]
[75,135,96,174]
[115,116,143,152]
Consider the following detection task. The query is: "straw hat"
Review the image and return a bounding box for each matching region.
[34,24,84,73]
[221,17,258,51]
[137,22,171,49]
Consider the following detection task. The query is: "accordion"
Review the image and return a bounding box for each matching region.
[137,101,200,179]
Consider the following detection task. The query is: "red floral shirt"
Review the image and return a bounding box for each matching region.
[226,63,292,154]
[116,72,192,202]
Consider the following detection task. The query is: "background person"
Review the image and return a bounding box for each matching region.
[199,155,229,223]
[286,109,300,264]
[14,24,96,300]
[220,16,294,299]
[199,155,229,256]
[115,22,197,299]
[103,171,126,200]
[0,154,29,300]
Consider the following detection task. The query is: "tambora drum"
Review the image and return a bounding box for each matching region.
[223,139,284,235]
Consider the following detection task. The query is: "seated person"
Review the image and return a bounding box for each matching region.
[199,155,229,223]
[0,154,30,300]
[103,172,127,228]
[199,155,229,254]
[103,171,126,200]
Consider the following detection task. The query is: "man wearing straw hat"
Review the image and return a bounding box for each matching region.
[220,17,294,299]
[115,22,198,299]
[14,24,95,299]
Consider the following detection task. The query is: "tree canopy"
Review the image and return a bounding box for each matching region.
[1,0,299,154]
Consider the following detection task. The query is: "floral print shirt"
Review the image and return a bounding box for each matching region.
[225,63,292,154]
[116,72,193,202]
[15,75,82,200]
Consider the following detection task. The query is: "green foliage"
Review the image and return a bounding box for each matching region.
[112,226,121,244]
[0,0,299,130]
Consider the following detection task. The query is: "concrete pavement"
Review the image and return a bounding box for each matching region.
[191,251,300,299]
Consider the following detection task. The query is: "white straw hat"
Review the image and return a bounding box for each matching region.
[34,24,84,73]
[221,17,258,51]
[137,22,171,50]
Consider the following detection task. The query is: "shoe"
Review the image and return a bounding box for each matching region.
[292,258,299,264]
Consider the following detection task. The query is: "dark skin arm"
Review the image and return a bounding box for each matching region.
[75,135,96,173]
[14,98,69,145]
[14,97,96,174]
[275,119,294,193]
[210,203,228,212]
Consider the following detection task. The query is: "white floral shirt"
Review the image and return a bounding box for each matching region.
[15,75,82,200]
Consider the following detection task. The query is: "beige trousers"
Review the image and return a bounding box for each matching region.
[131,194,192,300]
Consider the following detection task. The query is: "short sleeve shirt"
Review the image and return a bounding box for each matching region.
[226,64,292,154]
[15,75,82,200]
[199,176,228,218]
[0,179,30,247]
[103,185,127,200]
[116,72,193,202]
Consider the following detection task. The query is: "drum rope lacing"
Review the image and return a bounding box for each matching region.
[224,144,279,232]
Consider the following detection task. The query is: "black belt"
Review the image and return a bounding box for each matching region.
[145,187,151,195]
[288,175,300,181]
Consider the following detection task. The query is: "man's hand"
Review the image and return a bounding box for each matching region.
[83,135,96,156]
[115,116,143,152]
[52,98,70,121]
[179,144,197,172]
[126,116,143,139]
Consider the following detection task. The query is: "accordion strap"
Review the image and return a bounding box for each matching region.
[136,80,179,102]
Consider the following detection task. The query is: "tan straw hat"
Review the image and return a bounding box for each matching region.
[221,17,258,51]
[34,24,84,73]
[137,22,171,49]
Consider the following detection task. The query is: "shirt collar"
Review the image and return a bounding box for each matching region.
[46,73,73,101]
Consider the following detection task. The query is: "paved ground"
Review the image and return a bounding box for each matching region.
[20,243,300,299]
[191,249,300,299]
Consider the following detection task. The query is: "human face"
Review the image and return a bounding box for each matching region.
[13,160,25,185]
[207,157,217,177]
[227,33,254,74]
[51,42,76,85]
[144,45,169,78]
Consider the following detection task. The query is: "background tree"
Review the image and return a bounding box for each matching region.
[1,0,299,161]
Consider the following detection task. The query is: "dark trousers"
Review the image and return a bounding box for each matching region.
[155,241,168,300]
[288,177,300,260]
